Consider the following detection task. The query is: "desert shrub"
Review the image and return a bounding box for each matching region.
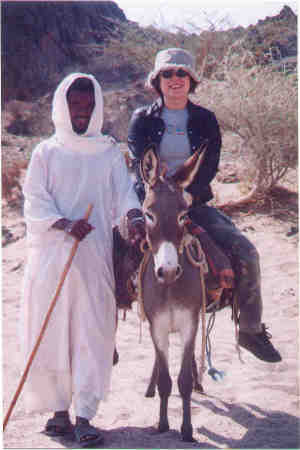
[196,62,297,204]
[3,100,35,136]
[2,159,27,203]
[3,98,53,137]
[1,134,32,204]
[98,22,207,81]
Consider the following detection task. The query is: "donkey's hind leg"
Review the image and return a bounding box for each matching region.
[145,356,158,398]
[192,353,204,393]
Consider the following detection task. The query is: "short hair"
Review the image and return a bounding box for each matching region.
[151,74,197,97]
[67,77,94,99]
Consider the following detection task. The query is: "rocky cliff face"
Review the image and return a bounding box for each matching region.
[2,1,128,102]
[245,5,297,59]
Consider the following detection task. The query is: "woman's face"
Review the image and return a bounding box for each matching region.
[159,68,191,105]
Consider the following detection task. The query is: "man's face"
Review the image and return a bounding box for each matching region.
[67,90,95,134]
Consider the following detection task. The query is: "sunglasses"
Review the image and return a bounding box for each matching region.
[160,68,189,79]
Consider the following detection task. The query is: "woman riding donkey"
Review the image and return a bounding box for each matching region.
[127,47,281,364]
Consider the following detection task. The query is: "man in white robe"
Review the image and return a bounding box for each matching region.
[20,73,144,446]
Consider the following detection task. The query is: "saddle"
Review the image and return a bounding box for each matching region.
[113,222,236,313]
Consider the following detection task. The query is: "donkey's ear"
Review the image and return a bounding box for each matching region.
[172,144,207,189]
[140,146,160,186]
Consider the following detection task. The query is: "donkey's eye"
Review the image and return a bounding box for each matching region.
[145,211,156,226]
[178,212,188,226]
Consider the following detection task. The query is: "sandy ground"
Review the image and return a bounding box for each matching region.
[2,182,299,449]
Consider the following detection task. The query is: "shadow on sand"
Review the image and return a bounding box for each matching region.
[44,400,299,449]
[197,399,299,449]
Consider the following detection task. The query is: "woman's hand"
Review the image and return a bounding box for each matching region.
[126,209,146,245]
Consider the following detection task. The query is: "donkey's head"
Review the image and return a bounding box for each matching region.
[141,145,206,284]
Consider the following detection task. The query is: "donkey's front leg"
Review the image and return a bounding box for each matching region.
[150,324,172,433]
[178,342,196,441]
[156,347,172,433]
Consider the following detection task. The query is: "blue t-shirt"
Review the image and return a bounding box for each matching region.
[160,107,191,176]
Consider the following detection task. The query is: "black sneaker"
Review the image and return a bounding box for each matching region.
[239,324,282,363]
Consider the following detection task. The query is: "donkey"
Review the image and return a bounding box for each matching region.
[138,146,208,442]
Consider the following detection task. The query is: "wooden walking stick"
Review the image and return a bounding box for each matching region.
[3,204,93,432]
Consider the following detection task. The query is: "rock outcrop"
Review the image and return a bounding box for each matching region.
[2,1,128,102]
[244,5,297,60]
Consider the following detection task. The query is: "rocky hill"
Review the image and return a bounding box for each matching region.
[1,2,297,145]
[1,1,145,103]
[195,5,297,78]
[243,5,297,62]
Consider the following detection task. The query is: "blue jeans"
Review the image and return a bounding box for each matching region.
[189,205,262,333]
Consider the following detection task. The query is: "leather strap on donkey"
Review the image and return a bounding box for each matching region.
[137,233,209,321]
[113,218,235,312]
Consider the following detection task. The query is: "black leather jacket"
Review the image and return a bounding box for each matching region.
[128,97,221,205]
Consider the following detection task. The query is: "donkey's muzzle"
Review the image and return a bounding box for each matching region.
[156,263,183,284]
[154,241,183,284]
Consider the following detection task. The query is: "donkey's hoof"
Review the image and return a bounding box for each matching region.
[145,388,155,398]
[182,435,195,443]
[158,423,169,433]
[193,382,204,393]
[181,425,194,442]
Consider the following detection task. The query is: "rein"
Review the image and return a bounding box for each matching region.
[136,240,151,323]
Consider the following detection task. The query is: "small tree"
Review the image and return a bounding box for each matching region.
[197,60,298,206]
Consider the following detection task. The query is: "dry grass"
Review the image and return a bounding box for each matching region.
[2,159,27,204]
[193,64,297,207]
[1,133,38,206]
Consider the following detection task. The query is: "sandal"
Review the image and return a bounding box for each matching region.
[74,422,104,448]
[44,415,73,437]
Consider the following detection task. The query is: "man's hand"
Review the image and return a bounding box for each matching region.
[53,218,94,241]
[65,219,94,241]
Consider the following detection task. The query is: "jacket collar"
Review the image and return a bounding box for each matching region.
[146,97,164,117]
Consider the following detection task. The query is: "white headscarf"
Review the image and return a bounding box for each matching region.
[51,72,113,154]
